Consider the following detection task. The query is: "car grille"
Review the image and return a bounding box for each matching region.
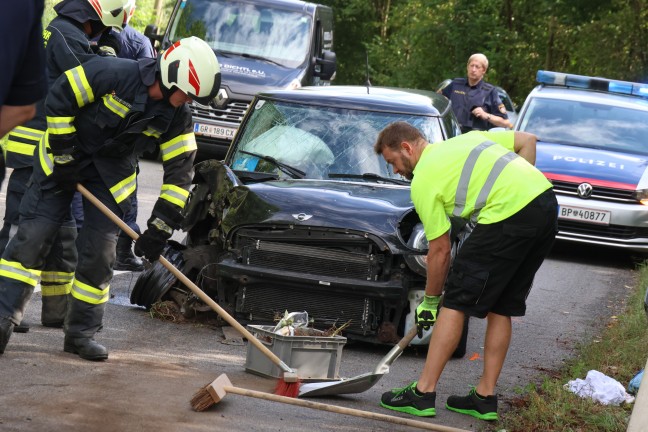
[238,285,372,334]
[190,100,250,125]
[557,220,648,240]
[552,180,636,203]
[243,239,381,281]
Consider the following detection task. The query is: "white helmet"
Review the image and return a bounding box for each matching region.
[123,0,136,24]
[159,37,221,105]
[87,0,129,31]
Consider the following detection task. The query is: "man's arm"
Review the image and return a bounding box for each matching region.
[0,104,36,138]
[425,230,452,297]
[513,131,537,165]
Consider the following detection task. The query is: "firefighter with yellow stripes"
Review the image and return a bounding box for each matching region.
[0,0,131,332]
[0,36,221,360]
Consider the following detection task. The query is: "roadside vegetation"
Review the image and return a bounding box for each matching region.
[491,263,648,432]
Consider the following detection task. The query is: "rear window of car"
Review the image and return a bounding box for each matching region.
[519,96,648,155]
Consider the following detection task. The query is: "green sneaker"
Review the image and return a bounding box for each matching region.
[380,381,436,417]
[446,387,498,421]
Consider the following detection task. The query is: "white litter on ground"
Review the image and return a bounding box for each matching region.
[565,369,635,405]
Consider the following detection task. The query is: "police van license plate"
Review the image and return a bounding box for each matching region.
[558,205,611,225]
[194,122,237,140]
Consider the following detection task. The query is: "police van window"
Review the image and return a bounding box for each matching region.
[520,97,648,155]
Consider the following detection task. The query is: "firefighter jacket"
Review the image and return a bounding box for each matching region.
[6,15,95,169]
[40,56,197,231]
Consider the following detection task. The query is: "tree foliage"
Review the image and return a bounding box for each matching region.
[42,0,648,107]
[319,0,648,106]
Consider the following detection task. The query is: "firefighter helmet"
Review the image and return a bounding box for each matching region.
[123,0,136,24]
[86,0,129,31]
[159,37,221,105]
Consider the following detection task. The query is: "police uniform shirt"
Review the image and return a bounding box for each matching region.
[442,78,508,132]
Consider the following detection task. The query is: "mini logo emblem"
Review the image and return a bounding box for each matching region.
[577,183,593,199]
[292,213,313,221]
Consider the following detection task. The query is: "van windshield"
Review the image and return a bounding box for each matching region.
[169,0,312,69]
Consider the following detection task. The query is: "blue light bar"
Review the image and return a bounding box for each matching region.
[536,70,648,98]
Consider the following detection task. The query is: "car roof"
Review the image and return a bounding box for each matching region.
[528,84,648,111]
[256,85,452,117]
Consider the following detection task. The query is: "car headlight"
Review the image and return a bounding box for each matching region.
[404,223,428,276]
[633,189,648,205]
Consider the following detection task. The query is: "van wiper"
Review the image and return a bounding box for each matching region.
[238,150,305,179]
[328,172,410,185]
[240,53,286,68]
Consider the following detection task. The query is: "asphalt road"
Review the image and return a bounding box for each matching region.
[0,160,638,432]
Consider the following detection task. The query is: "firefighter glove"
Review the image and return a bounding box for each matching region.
[51,153,80,191]
[134,219,171,261]
[97,31,120,57]
[415,295,441,338]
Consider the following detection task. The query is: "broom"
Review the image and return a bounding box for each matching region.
[190,374,471,432]
[77,184,301,397]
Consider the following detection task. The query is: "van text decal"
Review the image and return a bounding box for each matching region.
[553,155,624,170]
[220,63,266,78]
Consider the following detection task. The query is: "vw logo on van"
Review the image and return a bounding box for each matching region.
[577,182,594,199]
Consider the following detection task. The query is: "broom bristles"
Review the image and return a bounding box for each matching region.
[274,376,301,398]
[190,385,217,412]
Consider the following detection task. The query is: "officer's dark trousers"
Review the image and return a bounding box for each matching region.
[0,164,123,340]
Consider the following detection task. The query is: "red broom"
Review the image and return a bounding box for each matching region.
[77,184,301,397]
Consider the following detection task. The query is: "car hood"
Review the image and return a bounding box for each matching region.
[536,142,648,190]
[218,56,304,96]
[223,179,416,250]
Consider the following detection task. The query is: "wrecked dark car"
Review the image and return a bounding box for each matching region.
[132,85,469,350]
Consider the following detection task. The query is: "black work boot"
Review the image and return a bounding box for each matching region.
[64,336,108,361]
[13,321,30,333]
[114,236,144,271]
[0,318,15,354]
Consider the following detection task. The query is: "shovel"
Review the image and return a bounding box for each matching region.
[298,325,418,398]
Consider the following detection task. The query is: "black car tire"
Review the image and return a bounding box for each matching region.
[130,245,184,309]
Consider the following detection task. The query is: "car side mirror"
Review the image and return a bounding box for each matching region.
[314,50,337,81]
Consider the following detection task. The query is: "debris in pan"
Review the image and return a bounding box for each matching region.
[245,311,347,382]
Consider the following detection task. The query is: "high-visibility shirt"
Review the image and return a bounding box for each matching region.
[411,130,552,241]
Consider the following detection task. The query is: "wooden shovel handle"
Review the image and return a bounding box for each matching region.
[224,385,470,432]
[77,184,294,374]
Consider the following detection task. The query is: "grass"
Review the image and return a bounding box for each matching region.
[490,263,648,432]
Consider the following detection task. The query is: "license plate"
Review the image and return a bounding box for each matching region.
[193,122,237,140]
[558,205,611,225]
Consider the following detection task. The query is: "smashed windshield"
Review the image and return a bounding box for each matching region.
[168,0,311,69]
[519,97,648,155]
[230,99,445,182]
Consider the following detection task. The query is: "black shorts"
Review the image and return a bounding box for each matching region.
[443,188,558,318]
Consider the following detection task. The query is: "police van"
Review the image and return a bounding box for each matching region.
[146,0,336,159]
[515,70,648,253]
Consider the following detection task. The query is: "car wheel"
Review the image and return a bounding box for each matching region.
[451,315,470,358]
[130,244,185,309]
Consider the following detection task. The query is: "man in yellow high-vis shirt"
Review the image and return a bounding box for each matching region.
[374,121,557,421]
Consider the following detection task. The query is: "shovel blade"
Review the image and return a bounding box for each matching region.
[298,372,385,397]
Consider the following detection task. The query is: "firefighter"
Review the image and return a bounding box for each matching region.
[0,36,221,360]
[0,0,129,332]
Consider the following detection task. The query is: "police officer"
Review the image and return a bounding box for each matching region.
[441,53,512,133]
[0,0,130,332]
[0,36,221,361]
[375,122,556,420]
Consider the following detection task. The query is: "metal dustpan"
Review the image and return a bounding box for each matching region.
[298,326,418,398]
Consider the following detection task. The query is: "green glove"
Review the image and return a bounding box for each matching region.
[415,295,441,338]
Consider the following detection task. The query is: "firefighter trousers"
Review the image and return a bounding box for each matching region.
[0,164,123,339]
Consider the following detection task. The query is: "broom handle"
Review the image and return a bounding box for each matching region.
[224,385,469,432]
[77,184,294,374]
